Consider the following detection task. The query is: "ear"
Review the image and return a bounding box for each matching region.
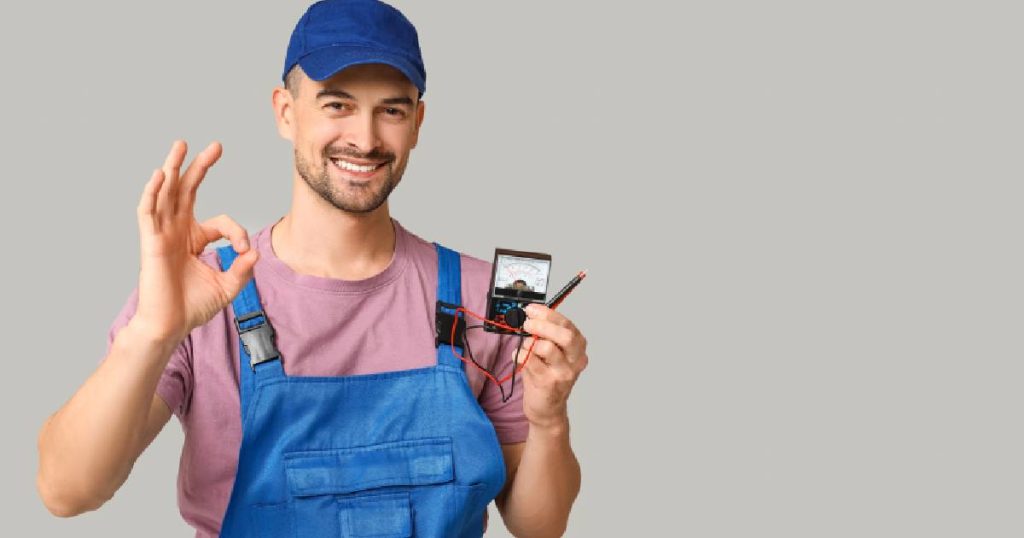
[410,99,426,149]
[272,86,296,142]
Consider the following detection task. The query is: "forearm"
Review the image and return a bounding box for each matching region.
[37,321,176,516]
[501,418,581,538]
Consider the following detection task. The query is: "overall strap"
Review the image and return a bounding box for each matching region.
[434,243,465,369]
[217,246,284,417]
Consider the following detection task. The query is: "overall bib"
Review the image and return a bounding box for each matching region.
[216,244,507,538]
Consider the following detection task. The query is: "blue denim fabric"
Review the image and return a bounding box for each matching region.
[216,243,506,537]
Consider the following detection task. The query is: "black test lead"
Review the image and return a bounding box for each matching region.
[546,270,587,310]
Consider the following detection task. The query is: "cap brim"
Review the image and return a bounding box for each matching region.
[297,45,425,95]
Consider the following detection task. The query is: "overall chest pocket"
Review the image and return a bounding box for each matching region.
[282,437,455,538]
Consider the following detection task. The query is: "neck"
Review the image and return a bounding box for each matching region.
[272,176,397,281]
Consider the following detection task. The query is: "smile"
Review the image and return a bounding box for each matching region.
[330,158,387,174]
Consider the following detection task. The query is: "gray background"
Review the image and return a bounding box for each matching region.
[2,0,1021,536]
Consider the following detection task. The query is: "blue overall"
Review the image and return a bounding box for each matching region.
[215,244,507,537]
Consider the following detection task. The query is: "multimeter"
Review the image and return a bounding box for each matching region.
[484,248,552,334]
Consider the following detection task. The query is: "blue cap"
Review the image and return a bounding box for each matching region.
[283,0,426,95]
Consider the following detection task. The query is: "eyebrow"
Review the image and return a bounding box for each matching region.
[316,89,415,106]
[381,96,415,106]
[316,89,356,100]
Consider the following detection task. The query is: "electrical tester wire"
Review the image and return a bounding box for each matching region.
[452,308,537,403]
[450,270,587,403]
[459,323,523,403]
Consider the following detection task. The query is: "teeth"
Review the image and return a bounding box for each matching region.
[333,159,379,173]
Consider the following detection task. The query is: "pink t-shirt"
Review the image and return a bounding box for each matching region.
[106,219,528,537]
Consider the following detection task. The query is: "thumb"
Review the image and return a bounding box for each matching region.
[218,248,260,301]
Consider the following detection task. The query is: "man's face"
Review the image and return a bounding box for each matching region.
[280,64,424,214]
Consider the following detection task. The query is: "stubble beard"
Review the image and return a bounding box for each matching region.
[295,148,403,214]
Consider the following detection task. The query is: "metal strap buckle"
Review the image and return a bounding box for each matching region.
[234,310,280,369]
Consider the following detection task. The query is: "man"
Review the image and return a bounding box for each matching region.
[35,1,588,536]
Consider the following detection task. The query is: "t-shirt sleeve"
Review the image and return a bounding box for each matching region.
[105,287,194,418]
[475,327,530,445]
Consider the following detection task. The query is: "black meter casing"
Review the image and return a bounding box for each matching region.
[484,248,552,334]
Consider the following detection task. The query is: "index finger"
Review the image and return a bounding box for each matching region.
[521,317,576,352]
[179,141,223,213]
[523,303,575,330]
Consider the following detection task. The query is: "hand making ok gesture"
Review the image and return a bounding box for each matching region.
[133,140,258,344]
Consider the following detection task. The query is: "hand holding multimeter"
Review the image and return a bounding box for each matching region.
[445,247,588,403]
[481,248,590,432]
[484,248,586,335]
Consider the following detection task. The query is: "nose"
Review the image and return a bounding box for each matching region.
[342,112,380,155]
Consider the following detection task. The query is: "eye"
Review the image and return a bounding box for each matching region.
[324,102,352,112]
[382,107,407,119]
